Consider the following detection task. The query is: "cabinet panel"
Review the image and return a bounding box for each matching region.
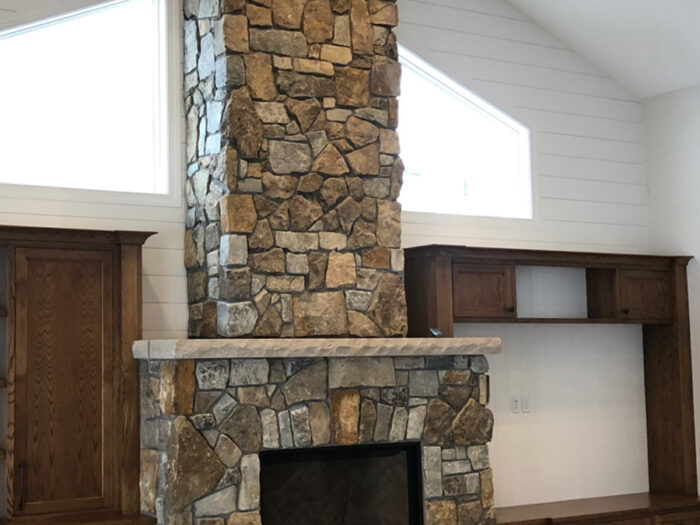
[13,248,115,516]
[655,511,700,524]
[452,264,516,318]
[619,269,673,321]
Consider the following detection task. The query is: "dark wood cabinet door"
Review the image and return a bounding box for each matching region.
[655,511,700,524]
[13,247,115,516]
[452,264,516,318]
[619,269,673,321]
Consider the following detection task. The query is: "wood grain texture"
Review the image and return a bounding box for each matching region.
[14,248,114,515]
[497,492,700,525]
[452,263,516,318]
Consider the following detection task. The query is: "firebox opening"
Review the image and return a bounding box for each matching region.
[260,442,424,525]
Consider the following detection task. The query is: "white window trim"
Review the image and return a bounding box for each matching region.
[0,0,184,209]
[398,44,536,224]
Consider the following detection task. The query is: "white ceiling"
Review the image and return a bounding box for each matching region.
[0,0,107,30]
[507,0,700,99]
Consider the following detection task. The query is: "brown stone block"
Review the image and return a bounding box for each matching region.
[215,145,239,191]
[347,218,376,249]
[219,404,262,452]
[369,272,407,336]
[345,115,378,147]
[303,0,334,43]
[244,53,277,101]
[292,291,348,336]
[452,399,494,445]
[308,252,329,289]
[481,468,495,508]
[248,219,274,250]
[166,417,225,512]
[249,248,286,273]
[370,1,398,26]
[286,98,323,133]
[358,397,377,442]
[331,389,360,444]
[262,172,299,199]
[224,87,264,158]
[289,195,324,230]
[350,0,373,55]
[458,501,484,525]
[321,44,353,64]
[376,199,401,247]
[363,246,390,268]
[346,143,380,175]
[371,55,401,96]
[426,500,457,525]
[220,194,257,233]
[331,0,351,13]
[423,398,456,445]
[309,401,331,445]
[277,70,337,98]
[335,67,371,106]
[246,4,272,26]
[313,144,350,175]
[252,305,283,336]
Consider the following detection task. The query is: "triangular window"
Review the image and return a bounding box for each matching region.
[398,45,532,219]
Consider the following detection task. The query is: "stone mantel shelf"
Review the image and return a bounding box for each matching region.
[133,337,501,360]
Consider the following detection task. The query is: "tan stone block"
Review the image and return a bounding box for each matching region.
[313,144,350,175]
[303,0,334,43]
[370,1,398,26]
[272,55,292,70]
[379,128,400,154]
[326,251,356,288]
[331,389,360,444]
[272,0,305,28]
[376,199,401,247]
[309,401,331,445]
[331,0,351,14]
[222,15,249,52]
[140,449,158,514]
[320,44,353,64]
[481,468,495,508]
[333,15,351,46]
[202,300,218,338]
[308,252,329,289]
[335,67,370,106]
[224,87,263,159]
[348,310,381,336]
[244,53,277,101]
[249,248,286,273]
[427,500,457,525]
[371,55,402,96]
[369,272,407,336]
[227,511,262,525]
[220,194,257,233]
[289,195,324,230]
[292,291,348,336]
[293,58,335,76]
[266,275,305,293]
[246,4,272,26]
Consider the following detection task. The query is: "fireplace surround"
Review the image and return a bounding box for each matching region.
[134,338,501,524]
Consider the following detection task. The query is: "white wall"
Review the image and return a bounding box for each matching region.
[395,0,651,507]
[396,0,649,253]
[645,83,700,492]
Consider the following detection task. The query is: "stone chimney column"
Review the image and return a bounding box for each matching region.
[184,0,407,338]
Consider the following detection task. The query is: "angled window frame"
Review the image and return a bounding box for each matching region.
[397,44,534,221]
[0,0,183,209]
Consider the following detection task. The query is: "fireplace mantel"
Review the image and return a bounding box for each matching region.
[132,337,501,360]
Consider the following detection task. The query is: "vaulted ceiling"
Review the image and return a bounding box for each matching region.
[508,0,700,99]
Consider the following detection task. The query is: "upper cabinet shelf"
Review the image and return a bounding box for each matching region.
[404,245,690,336]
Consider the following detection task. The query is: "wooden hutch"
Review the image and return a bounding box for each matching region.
[405,244,700,525]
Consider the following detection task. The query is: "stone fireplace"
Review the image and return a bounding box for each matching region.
[137,1,501,524]
[183,0,407,338]
[135,338,501,524]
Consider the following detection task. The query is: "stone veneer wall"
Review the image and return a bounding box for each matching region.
[140,355,496,524]
[184,0,408,338]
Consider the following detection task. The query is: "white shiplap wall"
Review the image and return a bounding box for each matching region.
[396,0,650,253]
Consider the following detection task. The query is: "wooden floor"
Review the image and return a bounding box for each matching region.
[497,492,700,524]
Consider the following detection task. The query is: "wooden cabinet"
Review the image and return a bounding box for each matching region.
[14,248,115,516]
[620,269,673,321]
[0,227,154,524]
[406,245,696,524]
[452,264,516,319]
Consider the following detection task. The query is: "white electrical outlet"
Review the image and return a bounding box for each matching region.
[510,396,521,413]
[521,395,531,413]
